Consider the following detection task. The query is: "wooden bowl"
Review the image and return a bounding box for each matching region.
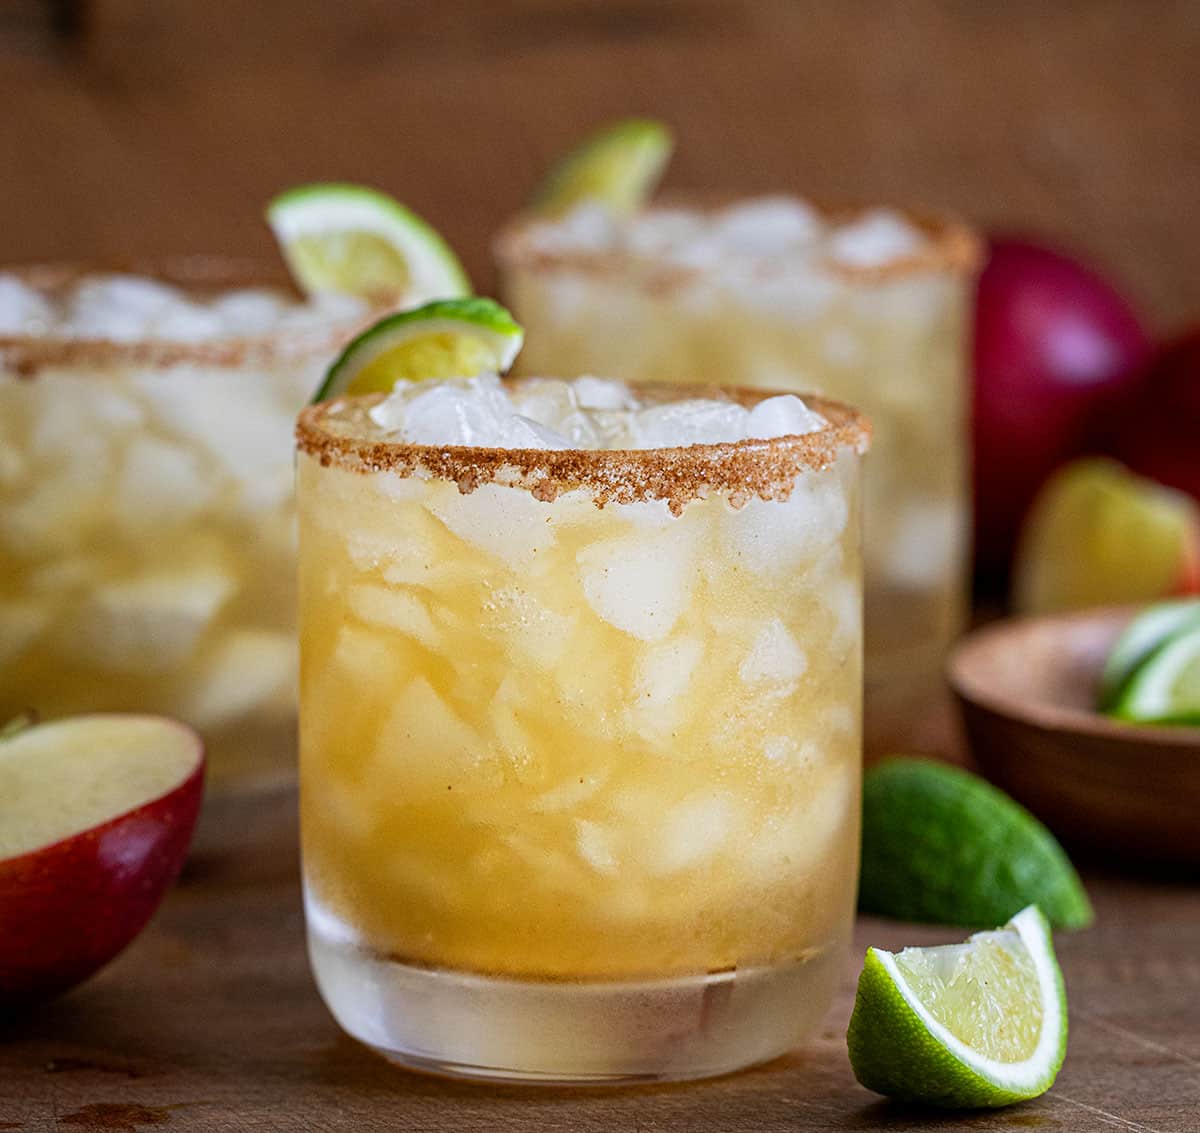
[948,607,1200,868]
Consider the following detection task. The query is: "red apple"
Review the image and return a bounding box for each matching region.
[973,238,1152,578]
[0,713,203,1006]
[1112,327,1200,505]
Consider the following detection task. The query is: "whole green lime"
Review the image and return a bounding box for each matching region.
[859,758,1092,930]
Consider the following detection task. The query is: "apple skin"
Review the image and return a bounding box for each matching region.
[973,238,1152,580]
[1112,327,1200,507]
[0,757,203,1007]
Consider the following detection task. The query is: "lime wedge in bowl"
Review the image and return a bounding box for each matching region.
[1111,623,1200,725]
[267,183,470,301]
[848,905,1067,1108]
[534,118,673,217]
[313,297,523,402]
[1099,599,1200,710]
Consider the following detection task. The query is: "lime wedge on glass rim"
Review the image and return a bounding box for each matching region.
[1110,622,1200,724]
[266,183,470,301]
[848,905,1068,1109]
[1099,599,1200,710]
[313,297,523,403]
[534,118,673,217]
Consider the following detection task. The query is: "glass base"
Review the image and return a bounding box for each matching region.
[307,901,842,1084]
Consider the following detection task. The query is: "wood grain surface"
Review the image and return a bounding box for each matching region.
[1,0,1199,328]
[2,840,1198,1132]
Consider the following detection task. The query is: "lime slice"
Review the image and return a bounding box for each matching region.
[266,183,470,301]
[0,711,35,742]
[1099,598,1200,709]
[1013,458,1200,616]
[314,297,523,402]
[534,119,673,217]
[848,905,1068,1108]
[1111,623,1200,724]
[860,759,1092,930]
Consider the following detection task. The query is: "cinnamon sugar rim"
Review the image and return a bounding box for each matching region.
[296,384,871,514]
[0,257,394,376]
[495,195,982,286]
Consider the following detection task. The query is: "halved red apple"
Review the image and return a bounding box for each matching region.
[0,714,204,1006]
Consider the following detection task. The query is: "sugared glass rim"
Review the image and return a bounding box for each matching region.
[494,194,982,287]
[296,382,871,514]
[0,257,392,376]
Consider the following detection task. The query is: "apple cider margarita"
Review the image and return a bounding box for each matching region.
[496,199,980,752]
[0,262,371,832]
[296,374,870,1082]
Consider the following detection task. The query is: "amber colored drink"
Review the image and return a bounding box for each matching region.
[297,376,870,1083]
[496,199,980,751]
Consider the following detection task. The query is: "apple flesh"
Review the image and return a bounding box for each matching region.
[1112,327,1200,505]
[973,238,1151,579]
[0,714,204,1006]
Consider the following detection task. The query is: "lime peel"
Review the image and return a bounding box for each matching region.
[1111,622,1200,724]
[859,758,1093,931]
[848,906,1068,1109]
[314,297,524,403]
[534,119,673,217]
[267,183,470,301]
[1100,599,1200,709]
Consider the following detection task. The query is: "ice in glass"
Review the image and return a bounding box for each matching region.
[0,262,374,839]
[495,199,980,751]
[297,373,870,1082]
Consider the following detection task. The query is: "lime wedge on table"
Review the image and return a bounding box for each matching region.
[859,759,1092,930]
[313,298,524,402]
[1110,623,1200,724]
[534,119,673,217]
[848,905,1067,1108]
[267,183,470,301]
[1099,599,1200,709]
[1013,459,1200,616]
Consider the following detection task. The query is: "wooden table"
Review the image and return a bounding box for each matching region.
[2,833,1197,1132]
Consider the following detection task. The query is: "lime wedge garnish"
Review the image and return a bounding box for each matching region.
[1110,623,1200,724]
[0,711,35,742]
[848,905,1068,1108]
[860,758,1092,930]
[313,297,523,402]
[267,183,470,301]
[1099,598,1200,709]
[534,119,673,217]
[1013,458,1200,616]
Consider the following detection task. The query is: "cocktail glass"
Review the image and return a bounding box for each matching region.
[296,377,870,1083]
[495,199,980,752]
[0,260,378,848]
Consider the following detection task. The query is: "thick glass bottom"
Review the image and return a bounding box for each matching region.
[306,898,844,1084]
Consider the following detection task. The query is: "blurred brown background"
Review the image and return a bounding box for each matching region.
[1,0,1198,328]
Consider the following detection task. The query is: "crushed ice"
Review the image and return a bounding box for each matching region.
[0,272,364,340]
[521,196,927,273]
[367,374,826,450]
